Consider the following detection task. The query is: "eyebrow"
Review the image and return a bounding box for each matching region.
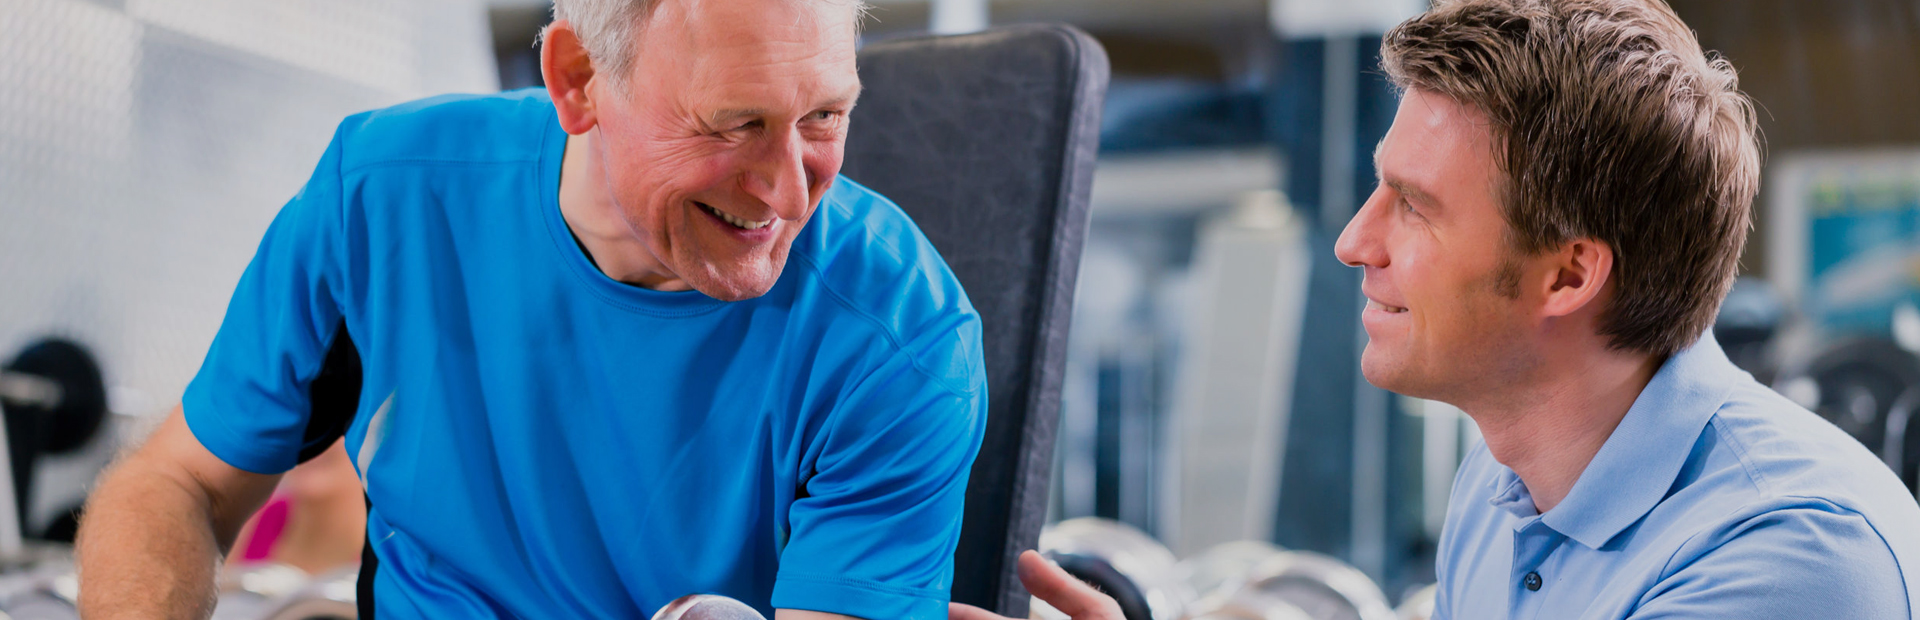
[1389,179,1437,208]
[705,88,864,127]
[706,107,766,127]
[1372,139,1440,208]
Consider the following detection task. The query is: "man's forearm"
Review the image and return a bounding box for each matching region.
[76,458,230,618]
[76,407,280,618]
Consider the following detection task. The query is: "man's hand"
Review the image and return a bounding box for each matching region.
[948,551,1123,620]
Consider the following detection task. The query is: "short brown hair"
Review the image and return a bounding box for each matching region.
[1381,0,1760,357]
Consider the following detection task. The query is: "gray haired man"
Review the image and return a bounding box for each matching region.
[76,0,1002,617]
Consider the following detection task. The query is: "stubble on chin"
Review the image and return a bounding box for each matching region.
[679,243,792,301]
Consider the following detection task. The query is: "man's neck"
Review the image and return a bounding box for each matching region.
[1459,345,1663,514]
[556,131,690,291]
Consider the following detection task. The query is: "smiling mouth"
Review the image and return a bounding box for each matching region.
[1367,299,1409,314]
[696,202,773,231]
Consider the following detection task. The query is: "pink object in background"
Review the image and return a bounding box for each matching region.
[239,495,292,562]
[225,440,366,573]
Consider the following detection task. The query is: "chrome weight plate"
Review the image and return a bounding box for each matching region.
[1038,518,1194,620]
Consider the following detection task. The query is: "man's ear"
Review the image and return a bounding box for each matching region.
[1539,238,1614,318]
[541,21,599,136]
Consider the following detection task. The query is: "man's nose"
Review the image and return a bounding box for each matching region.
[1334,188,1391,268]
[743,126,812,221]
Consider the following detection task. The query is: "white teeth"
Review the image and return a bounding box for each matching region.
[700,203,772,230]
[1367,299,1408,314]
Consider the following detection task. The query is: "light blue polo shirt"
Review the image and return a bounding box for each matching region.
[1435,336,1920,620]
[184,90,987,618]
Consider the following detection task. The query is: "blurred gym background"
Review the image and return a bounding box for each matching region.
[3,0,1920,618]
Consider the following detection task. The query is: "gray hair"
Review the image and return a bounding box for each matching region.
[548,0,870,88]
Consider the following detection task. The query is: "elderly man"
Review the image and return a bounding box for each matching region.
[988,1,1920,619]
[76,0,990,618]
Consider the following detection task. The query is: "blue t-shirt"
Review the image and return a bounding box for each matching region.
[183,89,988,619]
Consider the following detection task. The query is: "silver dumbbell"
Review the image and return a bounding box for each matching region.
[211,563,311,620]
[258,566,357,620]
[0,558,343,620]
[0,552,77,620]
[1229,551,1397,620]
[1186,599,1313,620]
[1176,541,1398,620]
[1178,541,1286,608]
[1034,517,1194,620]
[1178,541,1307,620]
[652,594,766,620]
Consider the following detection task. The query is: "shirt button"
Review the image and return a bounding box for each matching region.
[1523,571,1543,591]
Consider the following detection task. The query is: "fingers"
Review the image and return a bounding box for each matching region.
[949,602,1011,620]
[1016,550,1125,620]
[946,551,1126,620]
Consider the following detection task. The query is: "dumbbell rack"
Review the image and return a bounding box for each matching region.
[1039,517,1412,620]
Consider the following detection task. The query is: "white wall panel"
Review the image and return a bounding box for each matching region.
[0,0,498,530]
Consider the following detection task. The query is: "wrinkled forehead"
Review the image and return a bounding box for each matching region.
[639,0,862,102]
[647,0,861,59]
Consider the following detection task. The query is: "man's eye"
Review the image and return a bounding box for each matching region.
[808,110,840,122]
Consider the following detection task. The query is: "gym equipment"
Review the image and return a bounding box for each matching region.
[842,24,1107,617]
[0,554,77,619]
[0,560,361,620]
[1178,543,1313,620]
[1176,544,1394,620]
[1394,584,1436,620]
[6,587,78,619]
[1186,597,1312,620]
[0,374,60,413]
[1713,277,1788,382]
[1037,518,1193,620]
[1168,194,1310,556]
[1225,552,1397,620]
[0,557,320,620]
[1177,540,1288,610]
[651,594,765,620]
[212,564,311,620]
[1773,337,1920,458]
[1033,526,1405,620]
[1,340,107,456]
[1,339,109,542]
[258,567,357,620]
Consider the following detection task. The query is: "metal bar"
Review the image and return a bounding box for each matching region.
[0,371,63,409]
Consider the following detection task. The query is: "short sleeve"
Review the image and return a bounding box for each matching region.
[182,124,352,475]
[771,327,988,620]
[1627,506,1908,619]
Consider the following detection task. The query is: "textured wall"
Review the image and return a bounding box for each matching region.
[0,0,497,529]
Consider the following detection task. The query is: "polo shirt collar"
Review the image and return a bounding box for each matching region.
[1534,334,1741,549]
